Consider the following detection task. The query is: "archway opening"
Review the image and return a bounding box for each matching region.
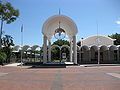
[80,45,89,64]
[90,46,98,64]
[61,45,70,62]
[100,45,108,63]
[51,45,60,62]
[109,45,118,63]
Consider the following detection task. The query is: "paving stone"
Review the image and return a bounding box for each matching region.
[0,66,120,90]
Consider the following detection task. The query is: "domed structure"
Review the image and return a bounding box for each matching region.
[42,15,78,40]
[42,15,78,64]
[77,35,119,64]
[80,35,115,46]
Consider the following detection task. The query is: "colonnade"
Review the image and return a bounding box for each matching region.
[78,45,120,64]
[43,35,77,64]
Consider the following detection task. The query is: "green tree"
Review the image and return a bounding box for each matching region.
[2,35,14,47]
[51,47,60,61]
[52,39,70,46]
[0,51,7,65]
[51,40,70,61]
[108,33,120,45]
[0,1,19,47]
[1,35,14,63]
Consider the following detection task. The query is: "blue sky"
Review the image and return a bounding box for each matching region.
[2,0,120,46]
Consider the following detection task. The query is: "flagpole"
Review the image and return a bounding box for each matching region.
[96,21,100,65]
[21,24,23,67]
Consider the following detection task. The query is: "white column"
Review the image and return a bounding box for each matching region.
[97,48,100,65]
[79,47,81,63]
[70,40,73,62]
[73,36,77,64]
[43,35,47,63]
[48,40,51,62]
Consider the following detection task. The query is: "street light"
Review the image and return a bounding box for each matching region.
[81,38,84,46]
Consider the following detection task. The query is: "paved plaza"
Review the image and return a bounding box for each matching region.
[0,65,120,90]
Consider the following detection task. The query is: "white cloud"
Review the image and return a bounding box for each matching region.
[116,20,120,25]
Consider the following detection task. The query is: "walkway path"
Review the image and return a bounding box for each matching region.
[4,63,21,67]
[0,66,120,90]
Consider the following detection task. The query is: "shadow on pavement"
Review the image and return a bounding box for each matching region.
[28,65,66,69]
[27,62,67,69]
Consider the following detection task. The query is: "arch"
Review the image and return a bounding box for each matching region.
[108,45,118,62]
[109,45,118,51]
[117,45,120,50]
[117,45,120,62]
[81,45,89,51]
[12,45,21,62]
[12,45,21,52]
[42,15,78,40]
[61,45,70,50]
[100,45,109,62]
[90,45,98,51]
[90,45,98,63]
[79,45,90,64]
[31,45,40,51]
[42,15,78,64]
[51,45,61,62]
[100,45,108,51]
[22,45,30,52]
[27,47,32,52]
[51,45,60,50]
[61,45,70,62]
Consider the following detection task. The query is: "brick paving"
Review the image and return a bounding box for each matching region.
[0,65,120,90]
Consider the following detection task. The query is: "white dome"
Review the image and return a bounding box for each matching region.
[81,35,115,46]
[42,15,78,40]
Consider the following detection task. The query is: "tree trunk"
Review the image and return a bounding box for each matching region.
[0,19,3,48]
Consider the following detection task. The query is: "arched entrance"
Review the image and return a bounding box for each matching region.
[51,45,60,62]
[109,45,118,63]
[42,15,78,64]
[80,45,90,64]
[90,45,98,64]
[61,45,70,62]
[100,45,108,63]
[117,46,120,62]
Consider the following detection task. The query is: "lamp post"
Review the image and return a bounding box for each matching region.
[81,38,84,62]
[81,38,83,46]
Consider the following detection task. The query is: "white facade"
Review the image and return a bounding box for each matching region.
[77,35,120,64]
[12,15,120,64]
[81,35,115,46]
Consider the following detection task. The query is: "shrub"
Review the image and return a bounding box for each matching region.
[0,51,7,64]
